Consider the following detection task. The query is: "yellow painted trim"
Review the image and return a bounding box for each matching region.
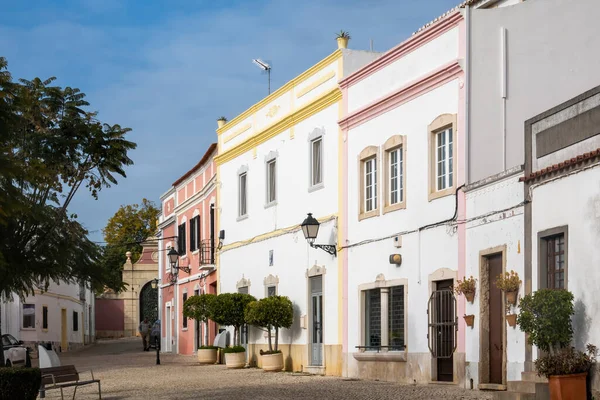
[224,123,252,144]
[34,290,83,305]
[216,50,342,135]
[216,164,221,294]
[220,214,337,253]
[336,56,344,346]
[290,126,295,140]
[215,88,342,165]
[296,71,336,99]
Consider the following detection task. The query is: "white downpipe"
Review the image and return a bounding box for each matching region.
[465,5,471,184]
[501,26,507,171]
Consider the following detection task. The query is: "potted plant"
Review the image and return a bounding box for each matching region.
[517,289,597,400]
[210,293,256,368]
[454,276,477,303]
[505,302,517,328]
[463,314,475,328]
[245,295,294,372]
[183,293,218,364]
[336,30,351,49]
[495,270,522,305]
[217,116,227,128]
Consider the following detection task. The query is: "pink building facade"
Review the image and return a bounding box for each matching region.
[158,143,218,355]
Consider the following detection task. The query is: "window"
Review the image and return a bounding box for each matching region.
[239,172,248,217]
[541,233,566,289]
[435,128,453,191]
[189,216,200,252]
[267,286,277,297]
[73,311,79,332]
[365,158,377,212]
[182,292,188,329]
[310,137,323,187]
[383,135,406,213]
[266,159,277,204]
[360,281,406,352]
[178,222,187,255]
[428,114,457,201]
[22,304,35,329]
[42,306,48,330]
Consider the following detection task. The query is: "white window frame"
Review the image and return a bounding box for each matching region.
[265,151,278,207]
[308,127,325,191]
[435,127,453,191]
[22,303,35,330]
[389,147,403,205]
[238,172,248,218]
[364,157,377,213]
[428,114,457,201]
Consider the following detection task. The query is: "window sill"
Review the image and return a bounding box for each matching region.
[182,328,188,332]
[21,327,36,331]
[180,255,188,261]
[308,183,324,193]
[352,351,407,362]
[237,214,249,222]
[383,202,406,215]
[428,186,455,202]
[264,201,278,209]
[42,329,49,333]
[191,250,200,255]
[358,209,379,221]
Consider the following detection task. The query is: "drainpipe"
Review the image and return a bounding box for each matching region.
[465,5,471,184]
[501,26,507,171]
[210,204,215,265]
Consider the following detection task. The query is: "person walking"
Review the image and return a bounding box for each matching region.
[139,317,152,351]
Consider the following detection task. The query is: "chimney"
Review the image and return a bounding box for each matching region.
[217,117,227,129]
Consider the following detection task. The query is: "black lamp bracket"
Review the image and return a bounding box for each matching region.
[311,243,337,257]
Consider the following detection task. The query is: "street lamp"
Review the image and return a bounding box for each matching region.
[150,277,161,365]
[167,248,191,281]
[150,278,159,289]
[300,213,337,256]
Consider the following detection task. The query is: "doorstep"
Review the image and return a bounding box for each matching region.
[303,365,325,375]
[479,383,507,391]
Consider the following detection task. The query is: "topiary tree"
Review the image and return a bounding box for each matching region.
[517,288,574,355]
[183,293,216,348]
[210,293,256,347]
[245,295,294,354]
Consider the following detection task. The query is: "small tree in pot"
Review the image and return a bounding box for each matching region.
[211,293,256,368]
[183,293,218,363]
[245,295,294,371]
[517,289,597,399]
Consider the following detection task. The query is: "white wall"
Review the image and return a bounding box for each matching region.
[531,166,600,357]
[465,173,525,384]
[346,80,460,366]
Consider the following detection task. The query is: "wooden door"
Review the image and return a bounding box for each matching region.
[488,254,503,384]
[60,309,67,352]
[436,279,454,382]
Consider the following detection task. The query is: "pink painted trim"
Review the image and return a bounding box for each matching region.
[339,61,462,131]
[339,11,462,89]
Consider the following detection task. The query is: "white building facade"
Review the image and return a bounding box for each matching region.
[216,43,379,375]
[1,281,95,355]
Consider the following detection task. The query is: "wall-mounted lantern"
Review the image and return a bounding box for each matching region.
[300,213,337,257]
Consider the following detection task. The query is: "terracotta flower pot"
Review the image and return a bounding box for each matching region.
[548,372,587,400]
[197,348,218,364]
[506,290,518,305]
[337,37,349,49]
[463,315,475,328]
[465,291,475,303]
[261,352,284,372]
[506,314,517,327]
[225,352,246,369]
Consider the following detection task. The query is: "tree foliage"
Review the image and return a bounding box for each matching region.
[0,56,136,364]
[517,288,574,354]
[183,294,217,347]
[98,199,159,292]
[245,296,293,353]
[211,293,256,346]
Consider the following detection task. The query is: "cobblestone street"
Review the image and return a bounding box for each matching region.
[42,338,494,400]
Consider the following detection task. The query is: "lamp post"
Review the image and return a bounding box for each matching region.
[300,213,337,256]
[167,247,190,283]
[150,278,160,365]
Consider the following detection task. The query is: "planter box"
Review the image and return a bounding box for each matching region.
[506,314,517,327]
[506,290,518,305]
[464,315,475,328]
[548,372,587,400]
[225,352,246,369]
[261,352,284,372]
[197,349,217,364]
[465,292,475,303]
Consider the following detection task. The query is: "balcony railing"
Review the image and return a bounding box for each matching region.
[199,239,215,265]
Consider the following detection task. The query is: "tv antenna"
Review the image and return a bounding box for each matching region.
[252,58,272,94]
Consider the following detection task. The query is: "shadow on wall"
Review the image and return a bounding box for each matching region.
[572,298,591,351]
[284,303,303,371]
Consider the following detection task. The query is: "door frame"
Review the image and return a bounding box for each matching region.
[165,302,172,353]
[306,265,326,369]
[478,245,507,390]
[428,268,457,382]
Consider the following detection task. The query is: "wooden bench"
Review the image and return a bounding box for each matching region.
[39,365,101,400]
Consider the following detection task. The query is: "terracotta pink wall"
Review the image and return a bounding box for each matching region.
[95,299,124,331]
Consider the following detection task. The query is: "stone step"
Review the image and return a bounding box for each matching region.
[507,381,536,393]
[493,391,536,400]
[521,371,548,383]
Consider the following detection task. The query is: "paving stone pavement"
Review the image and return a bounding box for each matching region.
[41,338,493,400]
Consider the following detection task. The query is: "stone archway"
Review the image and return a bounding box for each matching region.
[139,281,158,323]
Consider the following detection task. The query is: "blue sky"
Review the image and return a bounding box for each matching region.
[1,0,460,242]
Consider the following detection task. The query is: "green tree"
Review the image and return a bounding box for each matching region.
[183,294,217,347]
[245,296,294,353]
[99,198,160,291]
[211,293,256,346]
[0,57,136,366]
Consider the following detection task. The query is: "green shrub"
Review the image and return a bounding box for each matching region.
[198,345,218,350]
[222,346,246,354]
[211,293,256,346]
[517,289,574,354]
[535,345,597,378]
[245,295,294,353]
[0,367,42,400]
[183,293,217,347]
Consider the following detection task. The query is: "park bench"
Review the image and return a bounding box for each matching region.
[39,365,102,400]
